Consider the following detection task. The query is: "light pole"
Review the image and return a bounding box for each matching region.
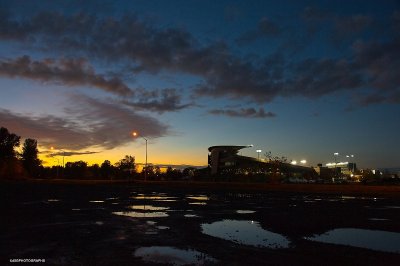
[51,147,65,178]
[346,154,355,173]
[133,132,148,181]
[334,152,339,178]
[256,149,262,160]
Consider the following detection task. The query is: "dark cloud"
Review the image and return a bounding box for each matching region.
[236,17,281,44]
[0,10,398,108]
[353,39,400,92]
[48,151,99,157]
[331,15,374,44]
[208,107,276,118]
[121,88,194,114]
[0,95,168,151]
[286,58,362,97]
[334,15,373,36]
[301,6,330,21]
[0,56,132,96]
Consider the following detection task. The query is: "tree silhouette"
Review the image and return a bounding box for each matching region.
[0,127,23,178]
[115,155,135,179]
[0,127,20,160]
[100,160,114,179]
[21,138,41,177]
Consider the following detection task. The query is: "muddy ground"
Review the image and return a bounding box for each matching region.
[1,181,399,265]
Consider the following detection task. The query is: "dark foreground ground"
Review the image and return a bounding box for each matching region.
[1,180,399,265]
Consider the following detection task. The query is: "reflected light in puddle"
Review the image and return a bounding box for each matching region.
[47,199,60,202]
[201,220,290,248]
[188,202,207,205]
[130,205,170,211]
[89,200,104,203]
[305,228,400,254]
[184,214,199,218]
[236,210,256,214]
[134,246,217,265]
[112,211,169,218]
[131,195,177,200]
[186,195,209,201]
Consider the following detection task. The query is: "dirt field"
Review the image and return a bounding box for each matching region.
[1,180,399,265]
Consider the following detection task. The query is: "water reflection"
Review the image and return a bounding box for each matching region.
[131,195,177,200]
[184,214,199,218]
[186,195,209,201]
[236,210,256,214]
[134,246,217,265]
[47,199,60,202]
[89,200,104,203]
[306,228,400,253]
[112,211,169,218]
[130,205,169,211]
[201,220,290,248]
[189,202,207,205]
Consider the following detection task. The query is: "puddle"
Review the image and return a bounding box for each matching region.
[201,220,290,248]
[189,202,207,205]
[112,211,169,218]
[130,205,170,211]
[89,200,105,203]
[186,195,209,201]
[131,195,177,200]
[341,196,356,200]
[236,210,256,214]
[305,228,400,254]
[385,206,400,209]
[157,226,170,230]
[47,199,60,202]
[146,221,169,230]
[134,246,217,265]
[368,218,389,221]
[184,214,199,218]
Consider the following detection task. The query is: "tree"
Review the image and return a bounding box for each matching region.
[115,155,135,179]
[100,160,114,179]
[264,151,287,183]
[65,161,88,179]
[0,127,22,178]
[0,127,20,160]
[21,138,41,177]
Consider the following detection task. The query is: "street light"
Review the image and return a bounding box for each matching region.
[256,149,262,160]
[334,152,339,178]
[346,154,355,173]
[133,131,148,181]
[51,146,66,178]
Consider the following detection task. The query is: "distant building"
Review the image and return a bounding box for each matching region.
[325,162,357,176]
[208,145,315,178]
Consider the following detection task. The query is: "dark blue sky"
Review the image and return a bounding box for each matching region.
[0,0,399,168]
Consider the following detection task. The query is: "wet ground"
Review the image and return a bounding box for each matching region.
[1,181,400,265]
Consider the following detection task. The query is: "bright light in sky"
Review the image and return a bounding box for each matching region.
[0,0,399,169]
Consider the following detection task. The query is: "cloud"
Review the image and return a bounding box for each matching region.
[332,15,373,43]
[0,10,398,108]
[0,55,132,96]
[0,96,168,151]
[48,151,99,157]
[208,107,276,118]
[236,17,281,44]
[121,88,194,113]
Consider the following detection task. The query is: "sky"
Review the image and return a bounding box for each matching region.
[0,0,399,169]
